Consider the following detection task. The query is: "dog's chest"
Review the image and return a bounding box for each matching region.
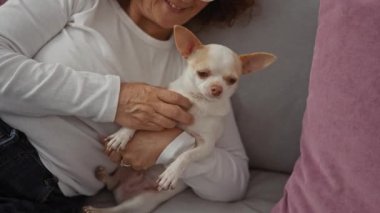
[179,100,225,139]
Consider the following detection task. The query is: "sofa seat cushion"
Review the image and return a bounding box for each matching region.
[86,170,289,213]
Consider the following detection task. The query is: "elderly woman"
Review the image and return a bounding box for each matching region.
[0,0,255,212]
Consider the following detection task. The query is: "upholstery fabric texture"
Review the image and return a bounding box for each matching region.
[273,0,380,212]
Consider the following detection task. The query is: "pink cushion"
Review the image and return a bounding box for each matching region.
[272,0,380,212]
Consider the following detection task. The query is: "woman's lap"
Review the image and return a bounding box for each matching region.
[0,119,86,213]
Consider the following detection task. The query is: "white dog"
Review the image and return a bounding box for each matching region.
[83,25,276,213]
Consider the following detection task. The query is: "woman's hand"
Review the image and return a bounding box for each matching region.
[107,128,183,170]
[115,83,192,131]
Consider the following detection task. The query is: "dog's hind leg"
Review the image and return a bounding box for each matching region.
[83,181,186,213]
[95,166,120,190]
[82,206,112,213]
[82,205,132,213]
[120,180,187,213]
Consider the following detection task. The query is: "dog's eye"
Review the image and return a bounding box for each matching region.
[224,77,237,85]
[197,70,210,79]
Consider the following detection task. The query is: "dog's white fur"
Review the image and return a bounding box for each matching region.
[83,25,276,213]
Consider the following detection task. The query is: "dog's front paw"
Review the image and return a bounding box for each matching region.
[157,163,184,191]
[105,128,135,151]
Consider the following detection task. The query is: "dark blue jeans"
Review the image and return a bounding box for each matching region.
[0,119,86,213]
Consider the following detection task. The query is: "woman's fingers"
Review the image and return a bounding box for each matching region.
[157,88,192,110]
[144,122,164,131]
[132,106,178,129]
[150,113,177,129]
[115,82,193,130]
[153,102,193,126]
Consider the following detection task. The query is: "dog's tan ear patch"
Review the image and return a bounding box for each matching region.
[174,25,203,59]
[240,52,277,74]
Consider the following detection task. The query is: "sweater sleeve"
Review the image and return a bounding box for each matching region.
[0,0,120,122]
[157,111,250,202]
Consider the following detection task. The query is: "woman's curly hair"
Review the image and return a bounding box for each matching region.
[192,0,256,27]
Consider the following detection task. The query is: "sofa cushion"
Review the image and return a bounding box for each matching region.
[197,0,319,173]
[86,170,288,213]
[272,0,380,212]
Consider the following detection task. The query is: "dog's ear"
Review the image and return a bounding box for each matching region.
[240,52,277,74]
[174,25,203,59]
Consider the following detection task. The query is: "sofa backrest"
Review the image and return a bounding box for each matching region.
[197,0,320,173]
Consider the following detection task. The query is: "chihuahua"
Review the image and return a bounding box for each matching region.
[83,25,276,213]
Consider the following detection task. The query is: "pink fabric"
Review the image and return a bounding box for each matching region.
[272,0,380,212]
[0,0,5,6]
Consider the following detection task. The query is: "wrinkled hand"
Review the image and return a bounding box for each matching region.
[115,83,192,131]
[106,128,183,170]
